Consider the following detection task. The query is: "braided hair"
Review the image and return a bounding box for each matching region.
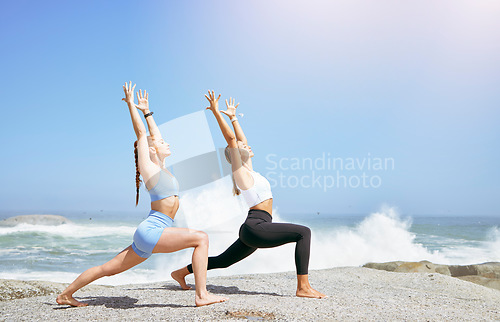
[134,140,142,206]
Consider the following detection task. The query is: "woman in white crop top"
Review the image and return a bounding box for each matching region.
[172,91,326,299]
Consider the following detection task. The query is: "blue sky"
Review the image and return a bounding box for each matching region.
[1,0,499,216]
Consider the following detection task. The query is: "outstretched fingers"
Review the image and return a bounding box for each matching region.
[136,89,148,101]
[205,90,220,103]
[123,81,135,92]
[123,81,136,102]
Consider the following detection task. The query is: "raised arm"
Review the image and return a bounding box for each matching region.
[205,91,237,148]
[122,82,147,139]
[122,82,157,179]
[205,91,252,188]
[135,89,163,140]
[221,97,248,146]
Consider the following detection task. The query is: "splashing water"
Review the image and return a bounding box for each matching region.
[0,177,498,285]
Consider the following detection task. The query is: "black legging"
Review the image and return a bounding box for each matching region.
[187,209,311,275]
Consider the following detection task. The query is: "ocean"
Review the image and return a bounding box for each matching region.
[1,181,499,286]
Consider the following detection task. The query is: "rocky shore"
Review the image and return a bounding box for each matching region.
[1,267,499,321]
[363,261,500,290]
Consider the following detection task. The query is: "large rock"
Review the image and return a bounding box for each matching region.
[0,215,71,226]
[434,264,451,276]
[449,262,500,279]
[457,275,500,291]
[394,261,436,273]
[363,261,500,291]
[362,261,451,275]
[363,261,403,272]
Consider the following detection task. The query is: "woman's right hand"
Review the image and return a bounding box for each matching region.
[122,81,136,104]
[205,90,221,113]
[221,97,239,118]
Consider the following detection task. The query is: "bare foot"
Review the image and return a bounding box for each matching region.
[195,292,228,307]
[311,288,328,298]
[296,287,328,299]
[171,268,192,290]
[56,294,88,307]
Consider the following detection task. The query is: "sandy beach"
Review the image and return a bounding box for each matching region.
[1,267,499,321]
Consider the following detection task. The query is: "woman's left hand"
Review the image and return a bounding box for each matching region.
[135,89,149,112]
[221,97,239,118]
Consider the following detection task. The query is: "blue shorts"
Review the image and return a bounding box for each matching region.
[132,210,174,258]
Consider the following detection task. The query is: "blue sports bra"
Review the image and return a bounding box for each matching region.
[147,169,179,202]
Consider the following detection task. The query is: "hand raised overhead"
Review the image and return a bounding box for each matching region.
[122,81,136,104]
[205,90,221,113]
[221,97,239,118]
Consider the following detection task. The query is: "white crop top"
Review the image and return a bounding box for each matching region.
[237,171,273,207]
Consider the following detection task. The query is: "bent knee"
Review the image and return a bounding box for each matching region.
[194,231,209,247]
[299,226,311,239]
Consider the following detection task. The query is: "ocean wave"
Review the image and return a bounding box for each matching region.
[482,226,499,261]
[0,223,136,238]
[1,178,498,285]
[0,268,164,286]
[1,209,498,286]
[307,207,442,269]
[307,208,500,267]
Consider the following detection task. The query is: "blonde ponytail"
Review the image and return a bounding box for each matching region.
[225,146,241,196]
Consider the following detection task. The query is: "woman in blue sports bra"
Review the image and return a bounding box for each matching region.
[56,82,228,307]
[172,91,326,299]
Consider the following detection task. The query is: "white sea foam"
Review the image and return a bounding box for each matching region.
[0,268,162,286]
[309,206,446,268]
[174,176,249,231]
[0,223,135,238]
[487,226,500,260]
[2,177,498,285]
[437,226,500,264]
[0,270,83,283]
[153,181,499,280]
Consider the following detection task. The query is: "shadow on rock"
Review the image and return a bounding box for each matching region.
[206,284,283,297]
[52,296,191,309]
[127,284,283,296]
[127,284,182,291]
